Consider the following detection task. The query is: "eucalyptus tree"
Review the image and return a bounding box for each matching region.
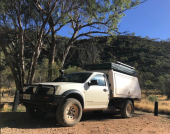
[59,0,147,68]
[0,0,58,90]
[37,0,147,81]
[34,0,80,81]
[0,0,147,89]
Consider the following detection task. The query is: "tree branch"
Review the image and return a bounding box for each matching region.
[36,3,48,15]
[118,0,148,14]
[14,1,22,29]
[43,28,51,39]
[25,35,35,46]
[79,20,110,30]
[74,31,110,41]
[68,13,75,29]
[54,20,72,32]
[5,12,19,29]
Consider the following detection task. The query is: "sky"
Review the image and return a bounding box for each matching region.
[57,0,170,41]
[119,0,170,40]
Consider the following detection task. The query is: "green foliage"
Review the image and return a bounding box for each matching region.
[144,80,155,89]
[156,76,166,95]
[2,34,170,93]
[0,0,146,91]
[33,58,49,83]
[148,95,158,102]
[67,35,170,93]
[32,58,84,82]
[33,58,61,83]
[64,66,84,75]
[1,67,14,89]
[1,108,12,112]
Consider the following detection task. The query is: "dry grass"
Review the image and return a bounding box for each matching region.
[135,94,170,115]
[141,89,161,94]
[0,88,9,92]
[0,103,26,112]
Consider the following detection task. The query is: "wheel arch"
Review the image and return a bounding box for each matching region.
[62,90,84,109]
[117,98,134,109]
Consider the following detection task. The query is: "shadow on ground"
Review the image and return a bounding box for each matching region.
[0,111,144,129]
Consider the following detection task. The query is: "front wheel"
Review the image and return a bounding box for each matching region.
[56,98,82,127]
[26,107,47,118]
[120,100,134,118]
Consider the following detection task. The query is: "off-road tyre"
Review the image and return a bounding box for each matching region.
[120,100,134,118]
[26,106,47,118]
[56,98,82,127]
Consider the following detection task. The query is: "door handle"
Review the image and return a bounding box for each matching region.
[103,89,108,92]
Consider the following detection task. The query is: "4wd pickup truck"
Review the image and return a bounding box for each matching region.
[19,62,141,127]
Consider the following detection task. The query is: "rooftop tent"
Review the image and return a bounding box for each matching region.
[84,62,137,76]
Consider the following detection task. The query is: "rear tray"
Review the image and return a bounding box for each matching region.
[84,62,137,76]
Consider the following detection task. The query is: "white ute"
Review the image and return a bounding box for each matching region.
[19,62,141,127]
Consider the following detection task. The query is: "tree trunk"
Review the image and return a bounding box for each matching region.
[29,42,42,84]
[61,45,72,68]
[27,16,48,84]
[48,16,56,81]
[60,29,79,68]
[167,91,170,99]
[48,45,56,81]
[20,30,25,86]
[0,41,22,90]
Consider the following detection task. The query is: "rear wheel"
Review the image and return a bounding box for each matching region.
[56,98,82,127]
[26,107,47,118]
[120,100,134,118]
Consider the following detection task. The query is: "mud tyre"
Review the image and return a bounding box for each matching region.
[56,98,82,127]
[26,107,47,118]
[120,100,134,118]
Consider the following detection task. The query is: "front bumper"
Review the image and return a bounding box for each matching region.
[19,94,66,105]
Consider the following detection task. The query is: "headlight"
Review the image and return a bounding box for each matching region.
[46,87,55,95]
[55,86,61,95]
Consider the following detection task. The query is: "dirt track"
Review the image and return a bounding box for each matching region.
[1,110,170,134]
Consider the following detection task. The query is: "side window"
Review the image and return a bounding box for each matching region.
[90,74,106,86]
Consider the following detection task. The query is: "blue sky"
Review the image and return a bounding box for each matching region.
[57,0,170,40]
[119,0,170,40]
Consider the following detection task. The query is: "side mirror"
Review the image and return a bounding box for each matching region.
[88,80,98,86]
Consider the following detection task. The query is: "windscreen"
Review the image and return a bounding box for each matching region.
[53,73,92,83]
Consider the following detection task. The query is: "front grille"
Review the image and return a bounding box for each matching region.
[21,85,55,95]
[20,86,37,94]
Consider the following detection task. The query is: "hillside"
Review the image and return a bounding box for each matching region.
[65,35,170,90]
[1,35,170,94]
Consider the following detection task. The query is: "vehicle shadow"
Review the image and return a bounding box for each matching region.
[81,112,121,122]
[81,111,144,121]
[0,111,143,129]
[0,112,60,129]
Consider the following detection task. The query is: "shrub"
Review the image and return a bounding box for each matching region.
[64,66,84,75]
[148,95,158,102]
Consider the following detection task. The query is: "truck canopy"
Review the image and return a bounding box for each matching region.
[84,62,137,76]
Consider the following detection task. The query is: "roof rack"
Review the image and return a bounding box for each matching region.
[116,61,135,70]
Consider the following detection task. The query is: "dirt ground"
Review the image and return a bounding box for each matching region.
[1,109,170,134]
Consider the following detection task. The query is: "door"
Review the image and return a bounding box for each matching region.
[85,74,109,109]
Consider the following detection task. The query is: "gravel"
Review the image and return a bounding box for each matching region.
[1,110,170,134]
